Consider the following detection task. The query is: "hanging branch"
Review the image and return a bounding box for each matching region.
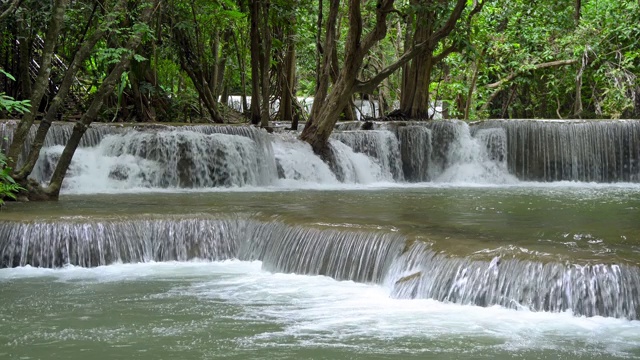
[0,0,22,21]
[354,0,484,95]
[481,59,578,112]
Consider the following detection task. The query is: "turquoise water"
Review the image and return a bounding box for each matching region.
[1,184,640,359]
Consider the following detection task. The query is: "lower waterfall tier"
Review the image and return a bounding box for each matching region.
[1,216,638,320]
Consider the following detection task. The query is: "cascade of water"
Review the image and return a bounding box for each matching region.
[0,121,125,166]
[428,121,516,183]
[179,125,278,181]
[6,119,640,188]
[102,130,273,188]
[243,221,405,283]
[332,130,404,181]
[0,217,244,268]
[0,217,404,284]
[387,241,640,320]
[329,140,389,183]
[474,120,640,182]
[271,133,339,183]
[398,125,433,182]
[31,128,279,191]
[2,217,639,320]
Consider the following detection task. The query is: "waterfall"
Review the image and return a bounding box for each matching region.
[329,140,390,183]
[0,121,125,166]
[398,126,432,182]
[0,217,244,268]
[430,121,516,183]
[4,119,640,189]
[244,221,405,283]
[387,241,640,320]
[395,120,515,183]
[474,120,640,182]
[1,217,638,320]
[0,217,403,284]
[271,133,339,183]
[29,126,279,191]
[332,130,404,181]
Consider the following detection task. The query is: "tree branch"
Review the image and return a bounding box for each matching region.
[428,0,468,48]
[355,0,483,95]
[353,41,428,94]
[486,59,578,89]
[481,59,578,112]
[0,0,21,21]
[360,0,395,55]
[433,44,460,64]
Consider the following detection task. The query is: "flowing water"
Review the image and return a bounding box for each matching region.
[1,119,640,359]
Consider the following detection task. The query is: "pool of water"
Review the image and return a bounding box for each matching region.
[2,261,640,359]
[1,183,640,358]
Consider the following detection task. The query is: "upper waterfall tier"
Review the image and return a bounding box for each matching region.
[1,119,639,192]
[474,120,640,182]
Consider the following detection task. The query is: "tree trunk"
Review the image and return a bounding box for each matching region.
[172,26,225,123]
[258,0,271,128]
[45,0,159,199]
[215,30,233,100]
[464,54,481,120]
[401,52,434,118]
[399,0,478,118]
[231,31,249,113]
[300,0,477,153]
[7,0,68,169]
[15,0,128,181]
[17,15,32,102]
[278,25,296,121]
[249,0,261,125]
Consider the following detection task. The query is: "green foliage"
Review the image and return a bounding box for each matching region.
[1,0,638,122]
[0,69,31,116]
[0,150,24,206]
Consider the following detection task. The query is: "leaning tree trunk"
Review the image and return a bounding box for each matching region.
[43,0,159,199]
[7,0,68,170]
[14,0,128,181]
[300,0,476,155]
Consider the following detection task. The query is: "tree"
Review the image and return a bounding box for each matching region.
[166,0,237,123]
[399,0,485,118]
[300,0,485,155]
[5,0,69,171]
[15,0,129,182]
[6,0,159,200]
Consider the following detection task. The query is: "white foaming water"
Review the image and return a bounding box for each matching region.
[32,130,275,194]
[333,130,404,181]
[330,140,389,183]
[33,145,164,193]
[2,261,639,357]
[30,129,405,194]
[433,125,518,184]
[271,134,339,184]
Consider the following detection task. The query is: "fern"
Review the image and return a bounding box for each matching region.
[0,150,25,206]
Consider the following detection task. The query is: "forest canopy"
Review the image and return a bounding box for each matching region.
[1,0,638,125]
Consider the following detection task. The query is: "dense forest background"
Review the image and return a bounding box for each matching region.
[2,0,639,126]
